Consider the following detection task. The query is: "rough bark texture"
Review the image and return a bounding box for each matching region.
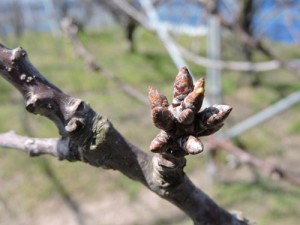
[0,44,250,225]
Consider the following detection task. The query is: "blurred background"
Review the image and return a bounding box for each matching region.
[0,0,300,224]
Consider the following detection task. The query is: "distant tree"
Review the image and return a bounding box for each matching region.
[95,0,139,52]
[10,0,24,39]
[53,0,94,32]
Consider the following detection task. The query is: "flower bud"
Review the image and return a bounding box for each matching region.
[150,131,170,153]
[197,123,224,136]
[182,78,205,112]
[199,105,232,126]
[148,86,169,110]
[178,135,204,155]
[172,67,193,107]
[152,107,175,131]
[177,108,194,125]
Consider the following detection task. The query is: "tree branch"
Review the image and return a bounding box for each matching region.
[178,44,282,72]
[0,44,249,225]
[61,17,148,105]
[0,131,61,157]
[207,137,300,187]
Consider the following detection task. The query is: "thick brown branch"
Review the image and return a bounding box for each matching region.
[0,44,249,225]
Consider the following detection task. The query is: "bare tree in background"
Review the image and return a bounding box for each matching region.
[53,0,94,32]
[10,0,24,39]
[206,0,300,78]
[96,0,139,52]
[237,0,261,85]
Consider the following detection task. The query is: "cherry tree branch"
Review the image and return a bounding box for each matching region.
[178,44,281,72]
[0,131,61,157]
[0,44,249,225]
[207,137,300,187]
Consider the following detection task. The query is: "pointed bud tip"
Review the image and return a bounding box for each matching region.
[216,105,233,114]
[180,66,189,73]
[195,77,205,87]
[148,86,169,109]
[194,78,205,97]
[173,67,194,103]
[148,86,156,93]
[175,67,192,82]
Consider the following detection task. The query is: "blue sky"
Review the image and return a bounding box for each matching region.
[157,0,300,44]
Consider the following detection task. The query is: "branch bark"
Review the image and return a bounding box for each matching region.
[0,44,249,225]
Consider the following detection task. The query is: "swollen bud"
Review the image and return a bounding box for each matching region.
[148,86,169,110]
[199,105,232,126]
[178,135,204,155]
[197,123,224,136]
[150,131,170,153]
[172,67,194,107]
[177,108,194,125]
[152,107,175,131]
[182,78,205,112]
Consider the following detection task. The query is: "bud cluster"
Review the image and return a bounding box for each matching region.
[148,67,232,157]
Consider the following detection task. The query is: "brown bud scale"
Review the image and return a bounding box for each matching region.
[172,67,193,106]
[178,135,203,155]
[152,107,175,131]
[148,86,169,109]
[177,108,194,125]
[150,131,170,153]
[182,78,205,112]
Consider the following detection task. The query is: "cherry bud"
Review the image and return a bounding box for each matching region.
[199,105,232,126]
[150,130,170,153]
[152,107,175,131]
[172,67,194,107]
[177,108,194,125]
[182,78,205,112]
[148,86,169,110]
[197,123,224,136]
[178,135,204,155]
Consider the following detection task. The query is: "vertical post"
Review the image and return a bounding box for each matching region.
[207,15,222,104]
[206,12,222,183]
